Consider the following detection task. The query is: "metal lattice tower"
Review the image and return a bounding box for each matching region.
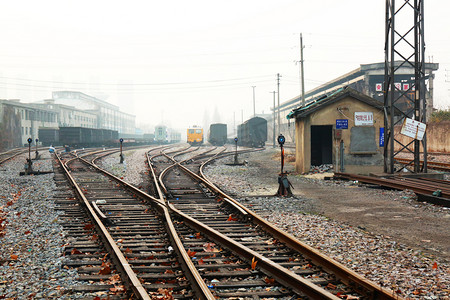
[384,0,426,173]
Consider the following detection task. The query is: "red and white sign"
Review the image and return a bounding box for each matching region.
[355,112,374,126]
[395,83,401,91]
[400,118,426,140]
[375,83,382,91]
[402,83,410,91]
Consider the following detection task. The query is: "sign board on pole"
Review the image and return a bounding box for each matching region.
[400,118,426,140]
[336,119,348,129]
[379,128,384,147]
[354,112,374,126]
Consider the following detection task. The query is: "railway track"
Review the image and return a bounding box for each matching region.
[55,146,215,298]
[394,157,450,172]
[150,145,401,299]
[51,145,405,299]
[334,172,450,207]
[0,148,29,165]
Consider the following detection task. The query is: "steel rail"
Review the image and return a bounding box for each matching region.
[395,157,450,171]
[56,153,151,299]
[163,155,378,299]
[0,149,31,165]
[87,148,215,299]
[167,203,339,299]
[176,160,402,300]
[335,172,449,199]
[146,151,167,202]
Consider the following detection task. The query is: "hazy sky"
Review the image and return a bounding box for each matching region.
[1,0,449,133]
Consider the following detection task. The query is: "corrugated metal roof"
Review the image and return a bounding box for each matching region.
[287,86,383,119]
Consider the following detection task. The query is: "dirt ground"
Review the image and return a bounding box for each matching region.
[250,148,450,262]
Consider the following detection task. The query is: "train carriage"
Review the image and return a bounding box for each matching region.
[58,127,118,147]
[208,123,227,146]
[237,117,267,147]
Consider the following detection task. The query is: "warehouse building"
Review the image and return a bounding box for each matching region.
[51,91,135,134]
[287,87,387,175]
[0,99,59,148]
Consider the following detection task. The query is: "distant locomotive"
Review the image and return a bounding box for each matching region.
[187,126,203,145]
[208,123,227,146]
[154,125,168,144]
[237,117,267,147]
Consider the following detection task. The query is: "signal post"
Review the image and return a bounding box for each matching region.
[276,134,293,197]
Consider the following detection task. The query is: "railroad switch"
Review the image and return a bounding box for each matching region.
[277,172,293,197]
[24,158,33,175]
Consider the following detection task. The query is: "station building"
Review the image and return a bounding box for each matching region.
[286,87,386,175]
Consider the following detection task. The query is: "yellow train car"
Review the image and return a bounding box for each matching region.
[187,126,203,145]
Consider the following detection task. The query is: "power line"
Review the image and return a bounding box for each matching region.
[0,74,275,87]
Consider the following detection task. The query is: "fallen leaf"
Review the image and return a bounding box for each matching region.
[99,266,111,275]
[326,283,337,290]
[187,249,197,257]
[203,242,216,252]
[10,254,18,260]
[432,262,438,269]
[84,223,94,230]
[71,248,82,255]
[227,215,238,221]
[251,257,257,270]
[264,277,275,284]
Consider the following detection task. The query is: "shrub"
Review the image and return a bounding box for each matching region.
[430,109,450,122]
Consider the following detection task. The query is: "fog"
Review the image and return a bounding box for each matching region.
[1,0,449,135]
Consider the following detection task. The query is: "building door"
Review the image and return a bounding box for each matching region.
[311,125,332,166]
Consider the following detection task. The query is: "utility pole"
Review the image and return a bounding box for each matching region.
[233,111,236,136]
[252,86,256,117]
[300,33,305,106]
[271,91,277,148]
[384,0,426,173]
[277,73,281,134]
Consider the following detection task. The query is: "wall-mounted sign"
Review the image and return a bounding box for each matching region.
[379,127,384,147]
[400,118,426,140]
[355,112,374,126]
[336,119,348,129]
[375,83,382,91]
[402,83,410,91]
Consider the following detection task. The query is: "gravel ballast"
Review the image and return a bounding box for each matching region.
[1,146,448,299]
[0,153,84,299]
[203,147,450,299]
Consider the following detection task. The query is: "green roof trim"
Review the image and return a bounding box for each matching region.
[286,86,384,120]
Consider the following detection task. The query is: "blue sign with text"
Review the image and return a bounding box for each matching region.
[336,119,348,129]
[379,128,385,147]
